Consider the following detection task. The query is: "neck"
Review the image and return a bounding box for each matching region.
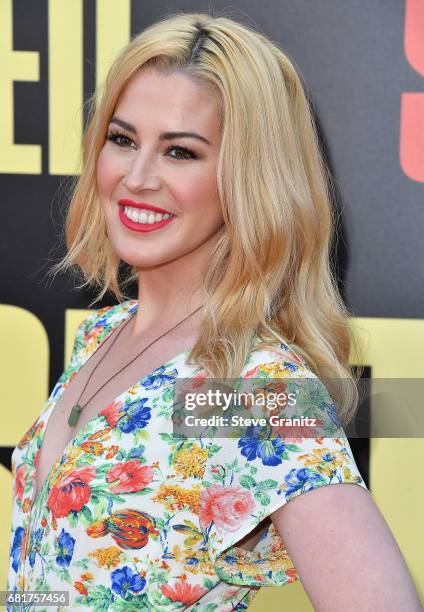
[131,225,224,338]
[132,283,204,340]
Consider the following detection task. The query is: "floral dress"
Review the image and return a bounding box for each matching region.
[8,299,369,611]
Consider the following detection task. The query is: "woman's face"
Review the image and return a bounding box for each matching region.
[96,68,224,271]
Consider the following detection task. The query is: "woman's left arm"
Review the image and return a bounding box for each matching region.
[271,483,422,611]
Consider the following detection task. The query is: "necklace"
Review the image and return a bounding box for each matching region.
[67,304,203,427]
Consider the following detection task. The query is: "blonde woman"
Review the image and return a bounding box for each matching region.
[8,11,421,611]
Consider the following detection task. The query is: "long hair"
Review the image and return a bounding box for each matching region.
[49,11,362,425]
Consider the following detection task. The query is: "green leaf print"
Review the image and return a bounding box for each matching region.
[203,578,216,590]
[239,475,257,489]
[202,604,219,611]
[110,593,150,611]
[79,505,93,526]
[255,479,278,490]
[128,487,154,496]
[159,433,174,443]
[254,491,271,506]
[90,495,109,521]
[284,443,302,452]
[68,511,78,528]
[85,585,113,611]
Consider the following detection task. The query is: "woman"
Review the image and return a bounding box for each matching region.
[8,11,421,611]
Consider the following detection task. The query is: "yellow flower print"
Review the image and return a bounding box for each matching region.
[258,362,297,378]
[173,445,208,479]
[153,484,201,513]
[48,446,82,488]
[88,546,123,569]
[298,447,346,478]
[172,544,215,576]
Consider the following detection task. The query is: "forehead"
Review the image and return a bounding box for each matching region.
[113,69,220,131]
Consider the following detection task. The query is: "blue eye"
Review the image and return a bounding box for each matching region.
[106,130,197,160]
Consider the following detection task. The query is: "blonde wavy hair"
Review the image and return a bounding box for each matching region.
[49,11,363,426]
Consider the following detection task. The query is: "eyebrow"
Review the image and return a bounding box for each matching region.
[109,116,212,145]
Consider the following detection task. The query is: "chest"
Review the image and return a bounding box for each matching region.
[34,325,200,502]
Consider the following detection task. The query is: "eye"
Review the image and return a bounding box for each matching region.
[165,145,197,161]
[106,130,134,148]
[106,130,198,161]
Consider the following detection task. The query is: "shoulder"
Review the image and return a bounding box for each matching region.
[240,339,345,435]
[243,337,315,379]
[69,299,138,364]
[77,299,138,337]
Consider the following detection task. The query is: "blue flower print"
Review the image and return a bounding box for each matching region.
[10,527,24,572]
[326,401,342,428]
[95,315,109,328]
[28,528,43,568]
[111,565,146,598]
[143,365,178,390]
[279,467,326,500]
[117,399,151,433]
[55,529,75,567]
[281,360,297,372]
[128,445,145,460]
[238,426,287,466]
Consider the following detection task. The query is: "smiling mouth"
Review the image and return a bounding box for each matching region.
[122,205,174,224]
[118,204,176,233]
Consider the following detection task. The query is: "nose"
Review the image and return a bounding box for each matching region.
[123,149,161,193]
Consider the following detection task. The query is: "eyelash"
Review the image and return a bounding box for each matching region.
[106,130,198,160]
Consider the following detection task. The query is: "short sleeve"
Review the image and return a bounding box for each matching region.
[67,305,115,369]
[67,310,99,367]
[197,346,370,588]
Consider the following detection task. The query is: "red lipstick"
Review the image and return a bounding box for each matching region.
[118,199,176,233]
[118,199,174,215]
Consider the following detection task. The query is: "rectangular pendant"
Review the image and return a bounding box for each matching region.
[68,404,82,427]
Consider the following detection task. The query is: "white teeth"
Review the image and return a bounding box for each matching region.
[123,206,173,224]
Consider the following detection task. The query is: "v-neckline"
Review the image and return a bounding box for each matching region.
[31,299,194,510]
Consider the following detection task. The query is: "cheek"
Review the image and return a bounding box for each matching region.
[96,149,120,197]
[176,173,221,217]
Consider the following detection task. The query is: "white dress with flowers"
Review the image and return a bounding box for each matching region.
[7,300,369,611]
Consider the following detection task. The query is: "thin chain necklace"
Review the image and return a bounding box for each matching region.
[67,304,203,427]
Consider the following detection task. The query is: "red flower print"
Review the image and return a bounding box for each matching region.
[80,441,104,455]
[106,461,153,494]
[22,498,32,513]
[15,464,27,501]
[87,427,111,441]
[161,580,207,605]
[100,401,123,427]
[17,420,45,449]
[74,581,88,595]
[87,509,158,549]
[106,445,119,459]
[47,466,96,519]
[199,484,255,532]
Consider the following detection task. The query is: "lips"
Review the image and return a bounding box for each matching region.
[118,199,174,215]
[118,205,175,233]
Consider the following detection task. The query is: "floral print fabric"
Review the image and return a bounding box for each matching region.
[8,300,369,610]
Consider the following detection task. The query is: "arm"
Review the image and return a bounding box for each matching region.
[271,483,422,611]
